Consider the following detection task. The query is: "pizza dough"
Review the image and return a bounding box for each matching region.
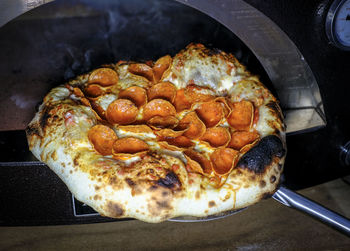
[26,43,286,223]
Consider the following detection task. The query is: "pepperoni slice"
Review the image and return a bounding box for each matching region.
[106,99,138,125]
[118,86,147,107]
[210,148,238,175]
[155,128,184,139]
[200,127,231,147]
[153,55,172,82]
[228,131,260,150]
[147,115,179,129]
[84,84,105,97]
[147,82,177,103]
[184,149,213,174]
[117,125,153,135]
[185,85,215,103]
[177,112,206,140]
[88,68,119,86]
[128,63,154,82]
[112,137,149,154]
[174,89,192,112]
[227,100,254,130]
[196,100,225,128]
[88,125,118,155]
[167,136,194,148]
[143,99,176,121]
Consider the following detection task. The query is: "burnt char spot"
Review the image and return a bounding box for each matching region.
[156,172,181,189]
[156,201,170,209]
[106,201,124,217]
[236,135,285,173]
[125,178,135,188]
[266,101,283,121]
[39,106,51,131]
[259,180,266,188]
[26,125,40,137]
[208,201,216,208]
[73,153,80,166]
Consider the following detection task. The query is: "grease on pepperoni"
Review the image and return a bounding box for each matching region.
[200,127,231,147]
[147,82,177,103]
[195,100,225,128]
[88,125,118,155]
[143,99,176,121]
[210,148,238,175]
[176,111,206,140]
[227,100,254,130]
[112,137,149,154]
[184,149,213,174]
[118,86,147,107]
[147,115,179,129]
[128,63,154,82]
[228,131,259,150]
[106,99,138,125]
[153,55,172,82]
[88,68,118,86]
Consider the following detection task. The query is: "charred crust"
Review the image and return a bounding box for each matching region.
[156,172,181,190]
[26,125,40,137]
[236,135,286,174]
[266,101,283,119]
[106,201,124,217]
[39,105,52,131]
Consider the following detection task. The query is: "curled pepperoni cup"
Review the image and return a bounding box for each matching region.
[153,55,172,82]
[147,82,177,103]
[88,125,118,156]
[84,84,105,97]
[128,63,154,82]
[200,127,231,147]
[155,128,184,139]
[228,131,260,150]
[210,148,239,175]
[118,86,147,107]
[117,125,154,135]
[166,136,194,148]
[176,112,206,140]
[174,89,192,112]
[147,115,179,129]
[112,137,149,154]
[142,99,176,121]
[195,100,225,128]
[184,149,213,174]
[106,99,138,125]
[88,68,119,86]
[227,100,254,130]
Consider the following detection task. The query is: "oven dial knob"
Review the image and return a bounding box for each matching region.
[325,0,350,50]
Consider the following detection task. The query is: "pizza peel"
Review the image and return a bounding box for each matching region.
[170,186,350,236]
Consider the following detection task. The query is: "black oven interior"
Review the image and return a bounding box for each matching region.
[0,0,349,225]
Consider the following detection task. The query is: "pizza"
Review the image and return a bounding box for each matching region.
[26,43,286,223]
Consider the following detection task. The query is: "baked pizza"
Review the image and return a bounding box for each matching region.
[26,43,286,223]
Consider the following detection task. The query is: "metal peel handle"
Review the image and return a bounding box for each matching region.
[273,187,350,236]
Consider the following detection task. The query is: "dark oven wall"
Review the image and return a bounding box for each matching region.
[246,0,350,189]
